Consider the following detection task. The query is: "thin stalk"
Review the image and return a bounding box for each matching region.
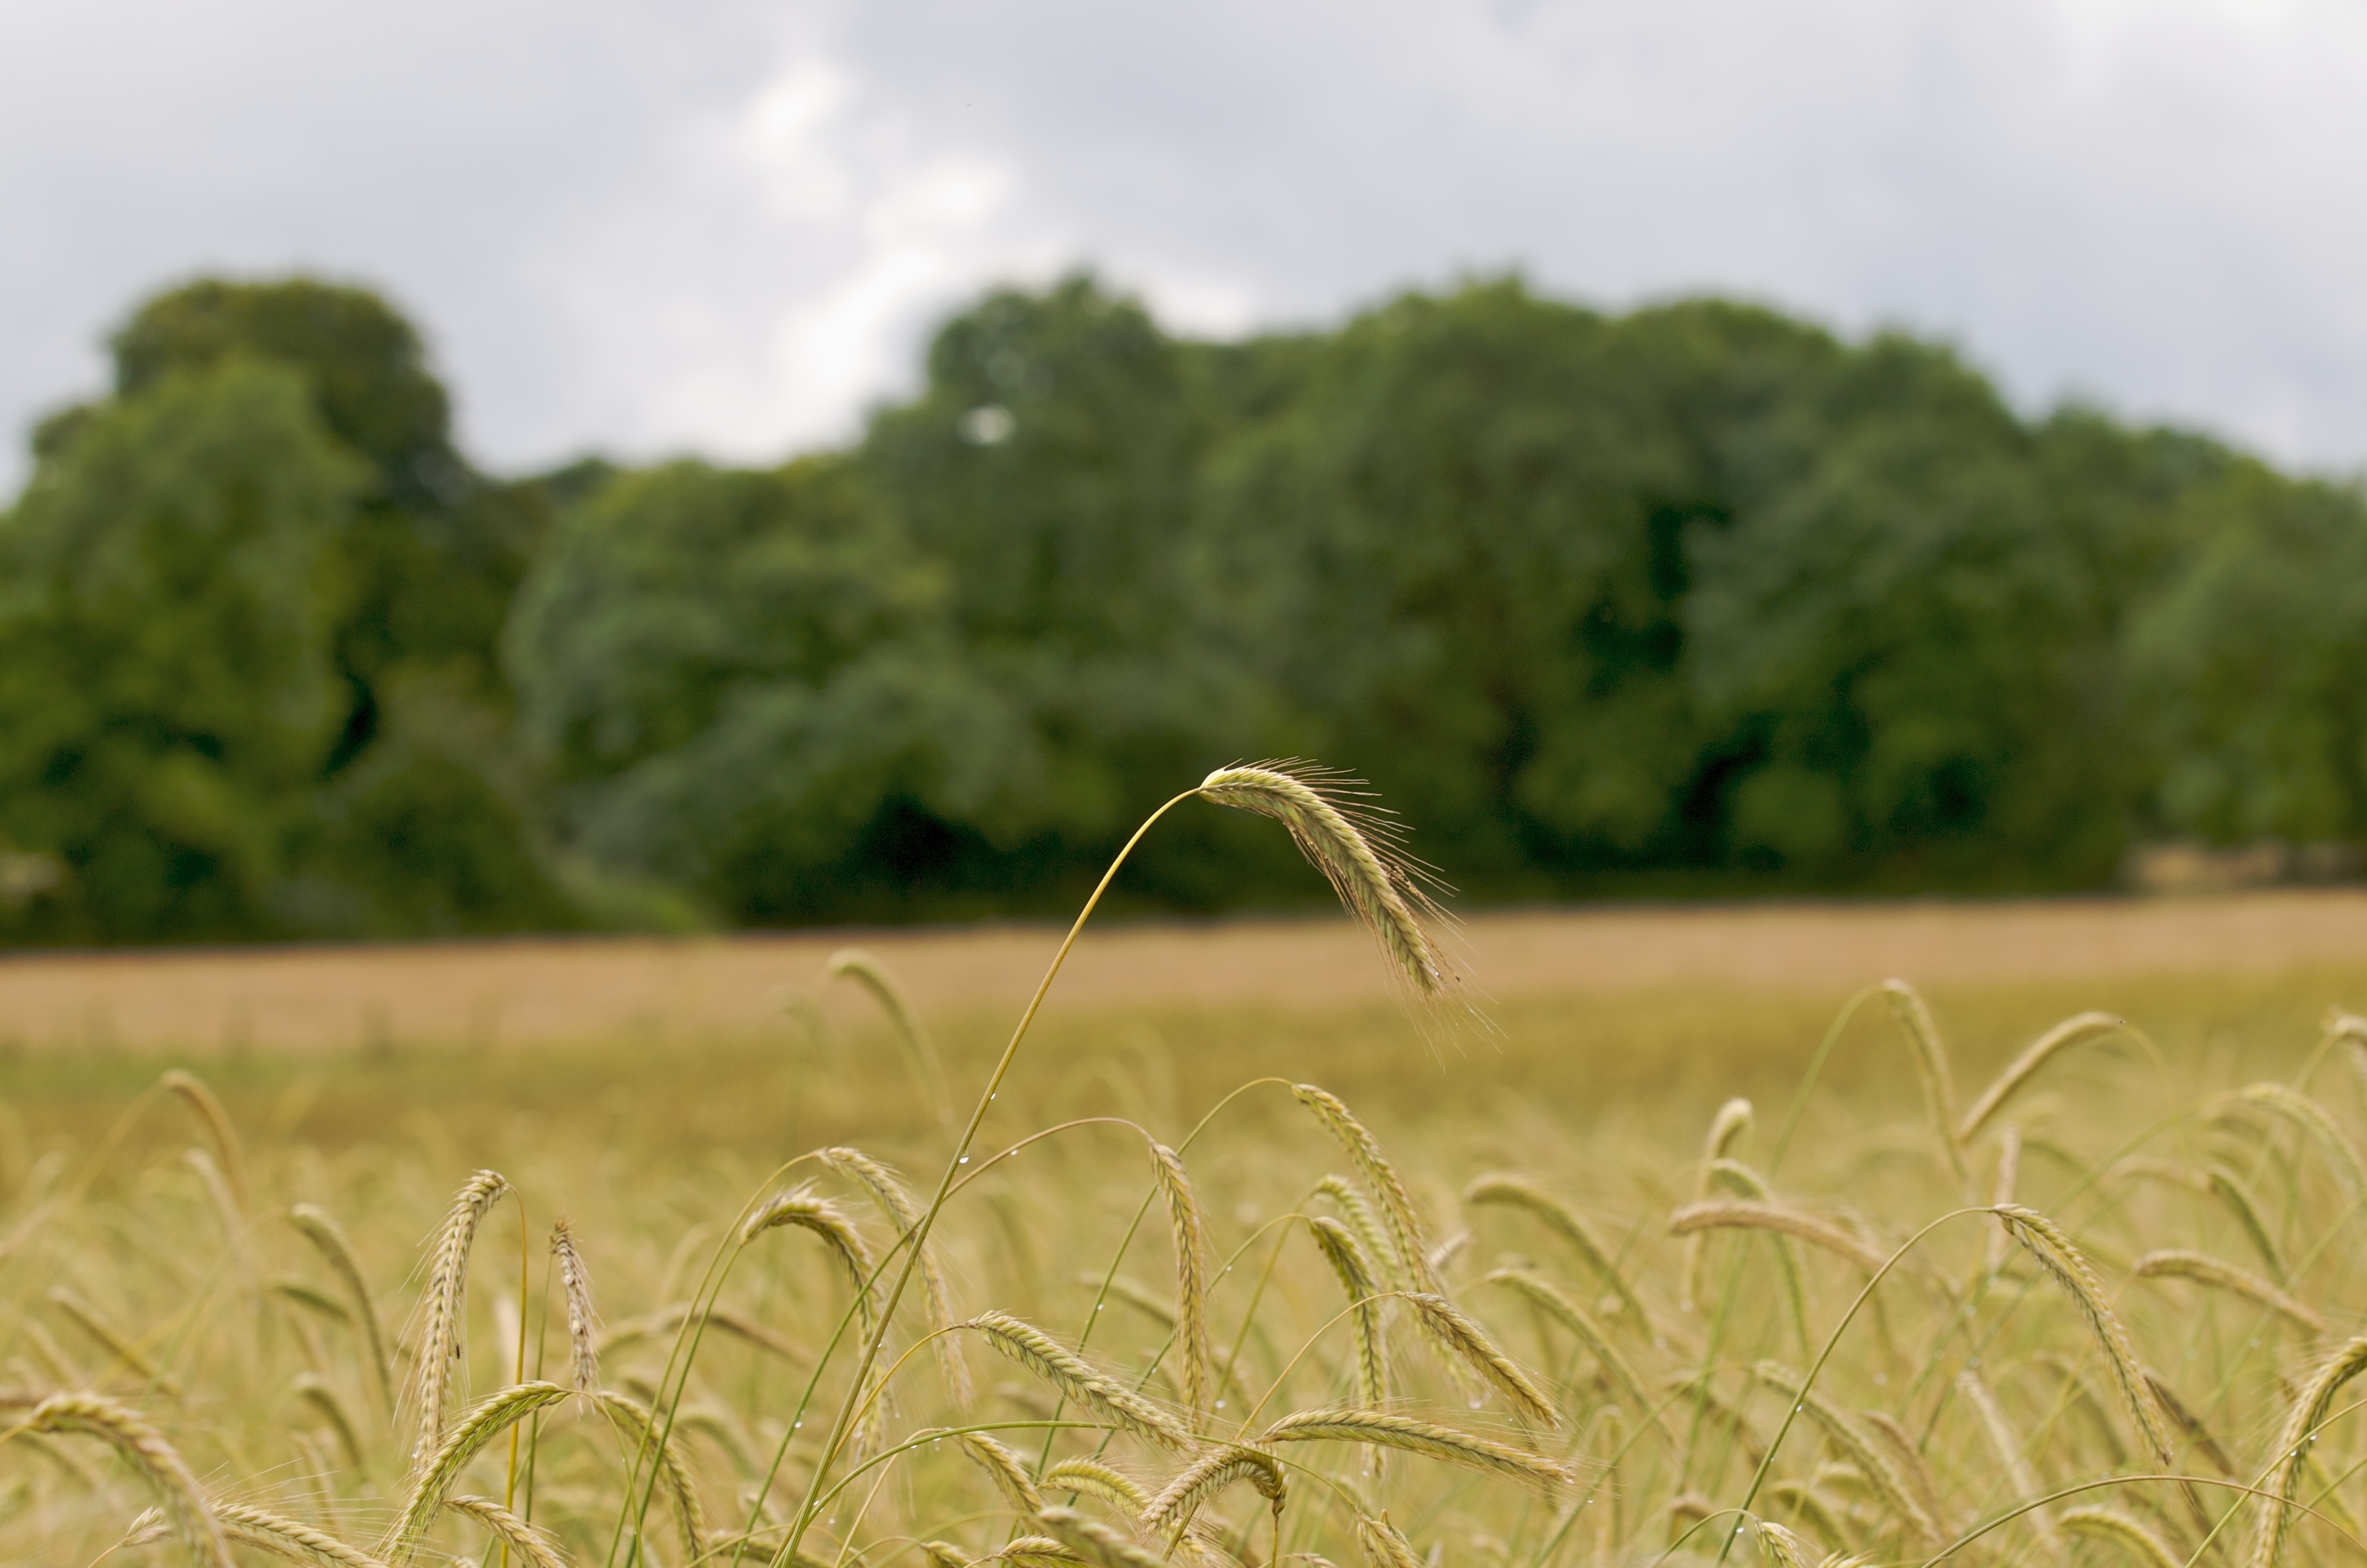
[777,788,1199,1565]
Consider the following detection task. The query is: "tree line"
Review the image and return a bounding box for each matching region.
[1,272,2360,943]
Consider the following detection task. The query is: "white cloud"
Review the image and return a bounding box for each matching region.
[6,0,2367,494]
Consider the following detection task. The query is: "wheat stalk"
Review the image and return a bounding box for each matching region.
[1047,1456,1151,1512]
[960,1430,1047,1515]
[25,1391,231,1567]
[1881,980,1969,1186]
[2239,1081,2367,1203]
[1481,1269,1658,1439]
[1956,1368,2060,1558]
[1983,1128,2021,1274]
[1681,1098,1754,1304]
[1956,1012,2123,1142]
[1306,1216,1389,1415]
[1991,1205,2174,1466]
[1461,1173,1645,1323]
[159,1068,247,1212]
[821,1145,971,1405]
[385,1380,567,1563]
[2202,1164,2287,1280]
[2248,1332,2367,1568]
[599,1301,806,1365]
[594,1388,707,1565]
[444,1494,566,1568]
[827,948,953,1125]
[2063,1507,2183,1568]
[1351,1510,1423,1568]
[1148,1142,1214,1423]
[1258,1408,1572,1488]
[1668,1200,1885,1274]
[1753,1517,1814,1568]
[965,1311,1193,1451]
[293,1371,366,1469]
[129,1501,389,1568]
[1295,1086,1439,1295]
[999,1533,1086,1565]
[548,1217,601,1393]
[409,1169,509,1468]
[1402,1292,1558,1428]
[2134,1247,2326,1335]
[290,1203,394,1411]
[1749,1363,1936,1545]
[1196,764,1454,998]
[1037,1505,1169,1567]
[1140,1444,1284,1540]
[48,1284,177,1390]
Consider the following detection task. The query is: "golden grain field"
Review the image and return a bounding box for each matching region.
[8,846,2367,1567]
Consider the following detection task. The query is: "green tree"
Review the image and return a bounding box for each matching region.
[0,359,356,940]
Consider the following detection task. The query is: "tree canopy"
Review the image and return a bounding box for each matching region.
[3,270,2362,942]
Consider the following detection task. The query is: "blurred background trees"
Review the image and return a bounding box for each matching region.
[4,270,2362,943]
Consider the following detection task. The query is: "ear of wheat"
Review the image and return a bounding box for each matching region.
[408,1169,509,1468]
[2239,1082,2367,1203]
[1991,1206,2175,1469]
[960,1430,1047,1516]
[827,948,952,1125]
[27,1391,232,1568]
[1139,1444,1285,1541]
[1306,1215,1389,1414]
[1148,1142,1214,1423]
[2133,1247,2326,1335]
[2248,1333,2367,1568]
[1196,763,1454,1000]
[444,1494,565,1568]
[549,1217,601,1392]
[290,1203,393,1410]
[1045,1456,1151,1512]
[822,1145,971,1405]
[159,1068,248,1211]
[1352,1510,1423,1568]
[1749,1363,1937,1545]
[1881,981,1969,1187]
[1295,1085,1438,1295]
[385,1380,567,1564]
[1258,1407,1573,1489]
[1956,1012,2123,1141]
[1401,1291,1559,1428]
[1460,1172,1645,1323]
[594,1388,707,1565]
[2063,1506,2184,1568]
[965,1311,1194,1451]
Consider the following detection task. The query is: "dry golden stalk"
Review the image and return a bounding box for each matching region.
[1956,1013,2123,1141]
[1149,1142,1214,1422]
[408,1169,509,1468]
[159,1068,247,1212]
[1140,1444,1284,1540]
[826,948,951,1125]
[550,1218,601,1393]
[1045,1457,1151,1512]
[822,1145,971,1406]
[289,1203,393,1411]
[1402,1292,1559,1428]
[2203,1164,2286,1280]
[1459,1172,1645,1323]
[2134,1247,2327,1335]
[1881,980,1969,1186]
[1295,1086,1439,1295]
[960,1430,1047,1515]
[598,1301,807,1365]
[384,1381,567,1563]
[1038,1504,1171,1567]
[292,1372,365,1469]
[2239,1082,2366,1203]
[1956,1368,2060,1559]
[1984,1128,2021,1275]
[1485,1268,1656,1437]
[444,1494,566,1568]
[1749,1363,1937,1545]
[594,1389,706,1566]
[1258,1407,1573,1488]
[1991,1205,2175,1466]
[1668,1200,1886,1274]
[965,1311,1193,1451]
[2062,1507,2183,1568]
[48,1285,177,1392]
[1306,1216,1388,1414]
[1196,764,1454,1000]
[2248,1332,2367,1568]
[1351,1510,1423,1568]
[26,1391,231,1567]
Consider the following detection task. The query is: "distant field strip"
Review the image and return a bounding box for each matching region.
[3,889,2367,1051]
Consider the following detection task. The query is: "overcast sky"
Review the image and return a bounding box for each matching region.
[6,0,2366,496]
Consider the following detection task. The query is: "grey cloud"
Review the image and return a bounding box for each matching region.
[5,0,2366,497]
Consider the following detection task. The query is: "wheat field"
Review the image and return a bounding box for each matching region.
[6,777,2367,1567]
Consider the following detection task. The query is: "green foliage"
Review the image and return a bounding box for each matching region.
[0,358,356,939]
[10,267,2367,941]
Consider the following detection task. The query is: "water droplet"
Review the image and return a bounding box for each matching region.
[959,1156,970,1164]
